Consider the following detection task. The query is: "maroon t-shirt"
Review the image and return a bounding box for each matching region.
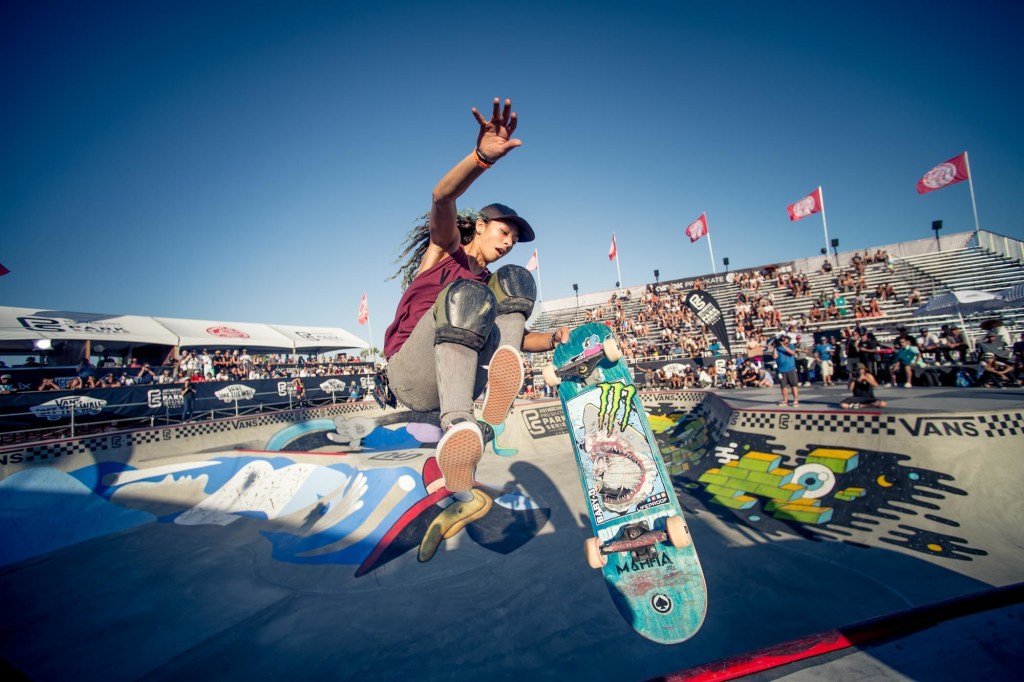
[383,246,489,359]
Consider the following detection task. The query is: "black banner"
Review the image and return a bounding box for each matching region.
[683,289,732,356]
[0,375,372,432]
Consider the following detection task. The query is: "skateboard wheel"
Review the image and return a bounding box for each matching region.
[584,537,607,569]
[665,515,692,549]
[603,337,622,362]
[542,364,561,387]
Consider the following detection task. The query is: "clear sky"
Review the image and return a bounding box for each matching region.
[3,0,1023,351]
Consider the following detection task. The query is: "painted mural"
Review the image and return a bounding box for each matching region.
[646,403,985,562]
[0,411,551,573]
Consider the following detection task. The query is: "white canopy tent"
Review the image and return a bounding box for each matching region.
[0,306,369,355]
[0,306,178,351]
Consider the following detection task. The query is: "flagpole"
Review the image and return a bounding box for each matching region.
[535,252,545,302]
[964,151,980,232]
[818,186,832,265]
[614,235,623,293]
[705,212,717,274]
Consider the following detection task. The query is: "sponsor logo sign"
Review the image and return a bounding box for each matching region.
[214,384,256,402]
[30,395,107,421]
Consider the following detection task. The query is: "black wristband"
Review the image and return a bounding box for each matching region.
[476,148,496,165]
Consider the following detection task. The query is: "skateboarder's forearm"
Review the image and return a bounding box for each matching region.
[522,328,568,353]
[430,153,487,252]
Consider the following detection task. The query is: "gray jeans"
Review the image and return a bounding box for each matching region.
[387,310,525,430]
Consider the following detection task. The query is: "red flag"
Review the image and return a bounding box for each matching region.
[608,233,617,261]
[917,152,970,194]
[685,213,708,243]
[357,294,369,325]
[787,187,823,221]
[0,262,9,277]
[525,249,538,272]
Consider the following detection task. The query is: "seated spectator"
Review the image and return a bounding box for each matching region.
[99,373,121,388]
[975,330,1009,361]
[889,337,922,388]
[754,367,774,388]
[977,353,1017,388]
[840,366,887,409]
[136,364,157,385]
[38,377,62,391]
[906,288,923,307]
[943,325,968,364]
[917,328,940,363]
[348,381,363,402]
[157,369,176,384]
[1,373,19,394]
[1013,332,1024,377]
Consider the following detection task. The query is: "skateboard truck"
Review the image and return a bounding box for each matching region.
[543,334,623,387]
[585,515,691,569]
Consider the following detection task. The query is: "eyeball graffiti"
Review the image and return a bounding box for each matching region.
[790,463,835,499]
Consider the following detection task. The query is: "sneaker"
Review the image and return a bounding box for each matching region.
[903,383,912,388]
[481,345,525,425]
[437,421,483,493]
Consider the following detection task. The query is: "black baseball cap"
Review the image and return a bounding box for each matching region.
[478,203,535,243]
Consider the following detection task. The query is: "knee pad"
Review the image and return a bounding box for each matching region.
[488,265,536,317]
[434,279,497,351]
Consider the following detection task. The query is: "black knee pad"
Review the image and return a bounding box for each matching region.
[434,279,497,351]
[488,265,536,316]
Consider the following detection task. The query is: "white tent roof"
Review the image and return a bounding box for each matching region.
[0,306,368,353]
[0,306,178,347]
[269,324,369,352]
[152,317,295,350]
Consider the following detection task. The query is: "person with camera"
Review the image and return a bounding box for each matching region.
[840,366,887,409]
[772,334,800,407]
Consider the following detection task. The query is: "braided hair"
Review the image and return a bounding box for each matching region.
[388,208,479,291]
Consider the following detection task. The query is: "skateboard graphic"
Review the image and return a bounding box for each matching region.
[544,323,707,644]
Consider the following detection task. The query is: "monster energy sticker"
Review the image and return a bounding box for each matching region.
[567,381,670,524]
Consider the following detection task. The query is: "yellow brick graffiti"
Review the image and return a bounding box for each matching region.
[698,447,862,525]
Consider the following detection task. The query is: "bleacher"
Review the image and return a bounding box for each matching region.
[528,229,1024,364]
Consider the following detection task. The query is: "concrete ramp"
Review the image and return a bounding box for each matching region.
[1,391,1022,680]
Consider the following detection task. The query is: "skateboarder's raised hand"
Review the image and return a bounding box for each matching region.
[428,97,523,266]
[472,97,522,164]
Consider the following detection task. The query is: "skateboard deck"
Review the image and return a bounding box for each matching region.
[547,323,707,644]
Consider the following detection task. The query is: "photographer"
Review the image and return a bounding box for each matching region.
[840,366,887,409]
[772,335,800,407]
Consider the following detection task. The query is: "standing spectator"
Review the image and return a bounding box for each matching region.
[1013,332,1024,381]
[857,331,880,377]
[773,335,800,406]
[180,380,197,421]
[814,336,836,386]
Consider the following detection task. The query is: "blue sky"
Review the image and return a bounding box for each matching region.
[3,1,1022,350]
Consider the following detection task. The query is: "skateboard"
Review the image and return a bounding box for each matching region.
[544,323,707,644]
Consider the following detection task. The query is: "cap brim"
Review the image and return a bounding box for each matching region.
[501,216,535,243]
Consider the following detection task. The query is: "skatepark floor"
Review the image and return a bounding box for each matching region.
[1,385,1023,681]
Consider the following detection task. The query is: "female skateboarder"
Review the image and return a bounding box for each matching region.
[383,98,568,498]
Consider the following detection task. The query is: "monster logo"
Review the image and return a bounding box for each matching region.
[597,381,637,434]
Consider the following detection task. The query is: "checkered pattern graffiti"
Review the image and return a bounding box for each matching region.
[977,412,1024,438]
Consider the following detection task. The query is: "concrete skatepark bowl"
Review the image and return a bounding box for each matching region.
[1,386,1022,680]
